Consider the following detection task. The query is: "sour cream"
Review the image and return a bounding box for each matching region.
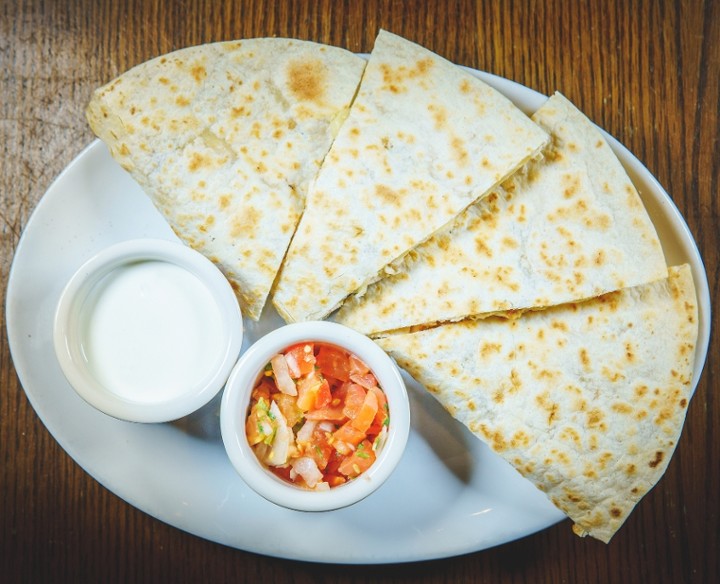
[79,260,225,403]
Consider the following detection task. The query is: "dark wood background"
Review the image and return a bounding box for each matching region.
[1,0,717,582]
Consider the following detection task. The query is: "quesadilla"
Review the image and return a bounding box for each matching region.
[272,30,549,323]
[86,39,366,319]
[376,264,698,542]
[335,92,667,335]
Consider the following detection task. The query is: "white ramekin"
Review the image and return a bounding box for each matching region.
[53,238,243,423]
[220,321,410,512]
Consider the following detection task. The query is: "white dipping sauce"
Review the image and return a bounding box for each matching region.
[80,260,225,403]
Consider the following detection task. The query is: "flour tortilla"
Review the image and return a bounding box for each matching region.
[272,30,549,322]
[335,92,667,334]
[86,39,366,319]
[377,264,698,542]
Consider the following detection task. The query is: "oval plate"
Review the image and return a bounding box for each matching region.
[6,69,711,564]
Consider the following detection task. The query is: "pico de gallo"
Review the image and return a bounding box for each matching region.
[245,342,390,490]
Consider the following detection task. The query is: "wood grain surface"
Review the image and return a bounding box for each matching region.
[1,0,717,582]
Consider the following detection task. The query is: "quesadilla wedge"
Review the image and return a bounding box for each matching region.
[272,30,549,322]
[335,92,667,335]
[377,264,698,542]
[86,39,366,319]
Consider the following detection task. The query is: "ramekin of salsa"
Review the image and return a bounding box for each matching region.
[220,321,410,512]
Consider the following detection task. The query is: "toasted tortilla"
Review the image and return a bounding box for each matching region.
[272,30,549,322]
[376,264,698,542]
[86,39,366,319]
[335,92,667,334]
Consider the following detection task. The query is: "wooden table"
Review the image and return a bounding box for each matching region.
[2,0,717,581]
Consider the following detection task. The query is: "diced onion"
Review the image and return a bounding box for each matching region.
[270,354,297,396]
[266,401,293,466]
[373,426,388,452]
[285,351,302,378]
[317,421,335,433]
[296,419,316,444]
[291,456,324,488]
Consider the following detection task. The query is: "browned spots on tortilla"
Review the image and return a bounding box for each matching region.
[502,236,518,249]
[597,451,613,470]
[611,402,633,414]
[380,57,434,93]
[459,78,472,93]
[563,174,580,198]
[536,391,560,424]
[579,348,591,370]
[287,58,326,103]
[414,57,433,76]
[559,426,581,446]
[510,430,530,448]
[428,103,447,129]
[610,507,622,518]
[478,424,508,453]
[450,136,469,166]
[191,64,207,83]
[230,206,260,238]
[374,184,405,207]
[508,368,522,393]
[218,195,231,210]
[649,451,664,468]
[586,408,605,429]
[551,320,568,332]
[474,237,493,258]
[198,215,215,233]
[479,341,502,359]
[188,152,212,172]
[625,342,636,362]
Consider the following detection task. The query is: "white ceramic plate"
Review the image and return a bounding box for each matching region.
[6,70,711,564]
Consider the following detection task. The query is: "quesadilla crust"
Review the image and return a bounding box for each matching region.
[272,30,549,323]
[87,38,366,319]
[377,265,697,542]
[335,93,667,335]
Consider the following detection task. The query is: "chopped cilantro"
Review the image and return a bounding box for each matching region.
[356,443,370,459]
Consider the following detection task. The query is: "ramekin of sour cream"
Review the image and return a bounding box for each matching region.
[53,238,243,423]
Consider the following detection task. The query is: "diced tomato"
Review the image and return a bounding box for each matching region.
[323,474,347,488]
[330,381,349,405]
[273,393,304,428]
[351,388,379,432]
[269,465,293,482]
[304,429,333,470]
[304,403,347,422]
[251,378,274,402]
[348,353,370,376]
[349,372,378,390]
[314,378,332,410]
[368,385,389,427]
[284,343,316,378]
[324,449,344,476]
[296,369,326,411]
[365,422,383,438]
[316,345,352,382]
[342,383,367,420]
[338,440,376,478]
[332,421,366,454]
